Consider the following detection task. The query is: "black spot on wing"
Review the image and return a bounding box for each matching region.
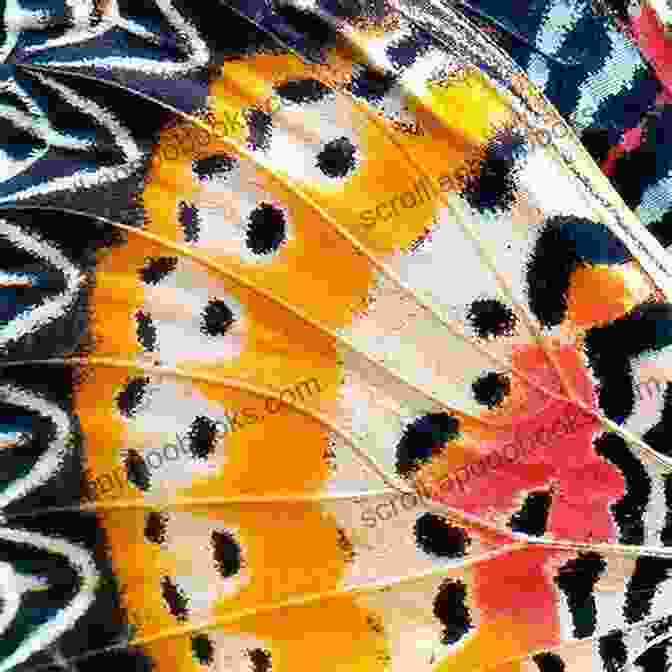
[648,211,672,249]
[642,386,672,457]
[191,634,214,666]
[598,631,627,672]
[348,67,396,101]
[527,215,631,328]
[275,78,332,104]
[247,203,286,254]
[179,201,201,243]
[624,557,672,625]
[472,372,510,408]
[584,304,672,421]
[187,415,218,459]
[247,109,273,151]
[211,530,242,578]
[201,299,235,337]
[508,491,552,536]
[116,377,150,418]
[466,299,517,339]
[160,576,189,621]
[464,131,525,211]
[248,648,272,672]
[581,128,612,164]
[193,155,236,181]
[140,257,178,285]
[635,640,669,672]
[414,514,470,558]
[144,511,167,545]
[395,413,459,477]
[316,137,357,178]
[386,30,433,68]
[433,579,472,645]
[135,310,157,352]
[532,652,566,672]
[594,433,650,545]
[125,449,151,492]
[554,552,606,638]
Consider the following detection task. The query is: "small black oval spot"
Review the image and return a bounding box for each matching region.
[125,449,151,492]
[248,649,272,672]
[144,511,167,545]
[136,310,157,352]
[188,415,218,459]
[140,257,178,285]
[179,201,201,243]
[316,137,357,178]
[348,67,396,101]
[414,514,470,558]
[247,109,273,151]
[193,155,236,181]
[472,372,511,409]
[201,299,235,337]
[160,576,189,621]
[508,491,552,536]
[247,203,286,255]
[433,579,472,644]
[116,377,150,418]
[466,299,517,339]
[211,530,242,578]
[276,79,332,104]
[532,652,566,672]
[191,633,214,666]
[396,413,460,478]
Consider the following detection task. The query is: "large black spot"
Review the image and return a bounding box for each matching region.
[160,576,189,621]
[188,415,219,459]
[144,511,167,545]
[179,201,200,243]
[580,128,612,164]
[472,372,510,408]
[275,78,332,104]
[634,640,669,672]
[554,552,606,638]
[140,257,178,285]
[316,137,357,178]
[348,67,396,101]
[125,449,151,492]
[191,634,214,665]
[248,649,272,672]
[247,109,273,151]
[135,310,157,352]
[598,631,627,672]
[466,299,517,339]
[247,203,286,254]
[211,530,242,578]
[396,413,459,477]
[594,433,650,545]
[527,215,631,328]
[201,299,235,337]
[532,652,565,672]
[464,131,525,211]
[433,579,472,644]
[508,491,552,536]
[116,377,150,418]
[414,514,470,558]
[386,30,433,68]
[624,556,672,624]
[193,154,236,180]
